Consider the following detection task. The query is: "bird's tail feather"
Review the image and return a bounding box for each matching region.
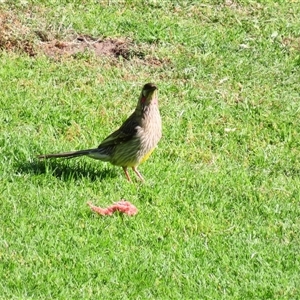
[37,149,97,159]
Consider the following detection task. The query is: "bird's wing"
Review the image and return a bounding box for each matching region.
[98,113,139,148]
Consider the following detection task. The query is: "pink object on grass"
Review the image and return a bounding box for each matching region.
[87,200,138,216]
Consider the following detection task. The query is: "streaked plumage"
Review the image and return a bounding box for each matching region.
[38,83,162,181]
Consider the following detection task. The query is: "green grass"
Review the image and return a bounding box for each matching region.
[1,0,300,299]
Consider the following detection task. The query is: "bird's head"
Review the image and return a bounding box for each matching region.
[138,83,158,109]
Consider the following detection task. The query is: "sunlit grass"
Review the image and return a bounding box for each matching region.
[1,1,300,299]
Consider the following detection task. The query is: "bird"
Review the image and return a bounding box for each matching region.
[38,83,162,182]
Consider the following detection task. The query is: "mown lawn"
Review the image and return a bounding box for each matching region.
[1,1,300,299]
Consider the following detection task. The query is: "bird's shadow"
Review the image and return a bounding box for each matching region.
[15,159,118,182]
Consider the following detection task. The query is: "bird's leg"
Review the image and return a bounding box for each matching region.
[132,166,144,182]
[123,167,132,182]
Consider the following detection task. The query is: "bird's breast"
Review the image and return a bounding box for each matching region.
[137,106,162,163]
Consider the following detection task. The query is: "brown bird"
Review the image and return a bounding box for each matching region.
[38,83,162,181]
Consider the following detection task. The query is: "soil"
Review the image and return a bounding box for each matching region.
[0,12,168,66]
[39,35,134,59]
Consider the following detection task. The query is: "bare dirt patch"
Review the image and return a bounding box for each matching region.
[36,34,169,66]
[0,11,168,66]
[38,34,137,60]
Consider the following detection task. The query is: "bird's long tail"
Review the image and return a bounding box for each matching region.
[37,149,97,159]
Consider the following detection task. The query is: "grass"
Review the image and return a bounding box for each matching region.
[1,0,300,299]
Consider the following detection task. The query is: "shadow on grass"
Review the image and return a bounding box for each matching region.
[15,159,118,182]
